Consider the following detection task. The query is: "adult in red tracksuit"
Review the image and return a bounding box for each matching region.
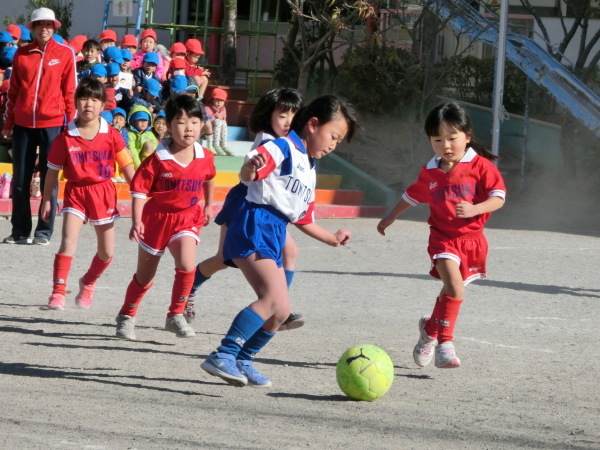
[1,8,76,245]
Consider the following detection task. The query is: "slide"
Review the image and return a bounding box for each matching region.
[426,0,600,137]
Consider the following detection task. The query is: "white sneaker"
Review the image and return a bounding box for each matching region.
[435,341,461,369]
[165,314,196,338]
[413,316,437,367]
[115,314,136,340]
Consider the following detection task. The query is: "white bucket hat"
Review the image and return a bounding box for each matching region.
[26,7,62,30]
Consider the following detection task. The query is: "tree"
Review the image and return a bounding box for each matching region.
[221,0,237,85]
[280,0,374,94]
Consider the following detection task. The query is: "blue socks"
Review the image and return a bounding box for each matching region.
[238,327,275,361]
[218,306,265,357]
[190,266,211,296]
[284,269,294,289]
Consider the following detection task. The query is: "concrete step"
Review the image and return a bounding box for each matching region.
[0,198,385,219]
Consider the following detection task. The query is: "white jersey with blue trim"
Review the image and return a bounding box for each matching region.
[251,130,276,150]
[245,131,316,224]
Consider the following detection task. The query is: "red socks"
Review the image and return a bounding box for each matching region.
[119,275,153,317]
[168,269,195,317]
[437,295,463,343]
[81,254,112,286]
[425,295,463,343]
[52,254,73,296]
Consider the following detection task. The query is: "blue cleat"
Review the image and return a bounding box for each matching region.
[201,352,248,387]
[236,360,272,388]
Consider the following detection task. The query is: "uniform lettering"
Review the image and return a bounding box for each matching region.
[71,149,114,164]
[431,183,476,204]
[160,178,203,192]
[284,176,311,204]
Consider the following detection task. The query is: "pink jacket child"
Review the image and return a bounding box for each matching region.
[130,29,164,81]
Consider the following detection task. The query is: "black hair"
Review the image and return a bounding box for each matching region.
[164,94,206,123]
[248,87,304,133]
[290,95,359,143]
[82,39,101,52]
[424,102,497,161]
[75,77,106,103]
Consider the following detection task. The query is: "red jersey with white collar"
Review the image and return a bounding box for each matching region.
[47,117,129,184]
[131,139,216,213]
[402,147,506,239]
[245,131,316,224]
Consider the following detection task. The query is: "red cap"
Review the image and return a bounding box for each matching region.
[169,58,186,70]
[120,34,137,48]
[69,34,88,54]
[1,79,9,94]
[211,88,228,101]
[140,29,157,42]
[170,42,186,54]
[99,29,117,42]
[6,24,21,40]
[185,38,204,55]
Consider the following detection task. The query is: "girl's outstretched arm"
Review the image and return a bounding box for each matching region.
[40,168,60,222]
[377,199,412,236]
[294,222,351,247]
[202,178,215,226]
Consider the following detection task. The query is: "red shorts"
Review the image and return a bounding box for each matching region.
[427,231,488,285]
[139,205,204,255]
[62,180,119,226]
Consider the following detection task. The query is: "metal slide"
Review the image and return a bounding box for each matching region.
[426,0,600,136]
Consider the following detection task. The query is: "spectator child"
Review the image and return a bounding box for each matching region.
[131,78,162,113]
[120,34,138,53]
[126,104,157,169]
[152,110,168,141]
[17,25,32,47]
[130,29,164,80]
[204,88,230,155]
[90,63,107,84]
[99,29,117,51]
[77,39,101,79]
[133,51,160,93]
[104,62,120,110]
[6,25,21,45]
[114,94,215,340]
[184,38,210,98]
[40,77,135,310]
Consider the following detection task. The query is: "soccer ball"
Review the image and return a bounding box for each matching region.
[336,345,394,401]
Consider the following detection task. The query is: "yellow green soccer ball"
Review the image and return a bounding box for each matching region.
[336,345,394,401]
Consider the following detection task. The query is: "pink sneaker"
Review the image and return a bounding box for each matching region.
[75,278,96,309]
[413,316,438,367]
[435,342,461,369]
[44,293,65,311]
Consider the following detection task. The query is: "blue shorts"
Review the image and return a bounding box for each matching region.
[214,182,248,226]
[223,202,289,268]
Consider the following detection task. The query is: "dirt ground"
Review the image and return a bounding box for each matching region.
[1,113,600,448]
[1,202,599,449]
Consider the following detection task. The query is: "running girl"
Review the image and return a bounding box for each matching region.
[41,78,135,310]
[201,95,358,387]
[115,94,215,340]
[377,102,506,369]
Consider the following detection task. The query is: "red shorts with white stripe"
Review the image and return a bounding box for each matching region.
[61,180,119,226]
[427,230,488,285]
[138,204,204,256]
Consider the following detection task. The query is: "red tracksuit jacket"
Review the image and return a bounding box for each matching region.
[3,38,77,130]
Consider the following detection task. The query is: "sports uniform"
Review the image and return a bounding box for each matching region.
[402,147,506,285]
[130,139,216,255]
[47,117,132,225]
[214,130,275,226]
[222,130,315,268]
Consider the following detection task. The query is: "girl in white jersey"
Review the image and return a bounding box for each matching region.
[201,95,358,387]
[377,102,506,369]
[185,88,305,331]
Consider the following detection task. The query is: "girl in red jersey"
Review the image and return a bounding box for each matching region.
[115,94,215,341]
[41,78,135,311]
[377,102,506,369]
